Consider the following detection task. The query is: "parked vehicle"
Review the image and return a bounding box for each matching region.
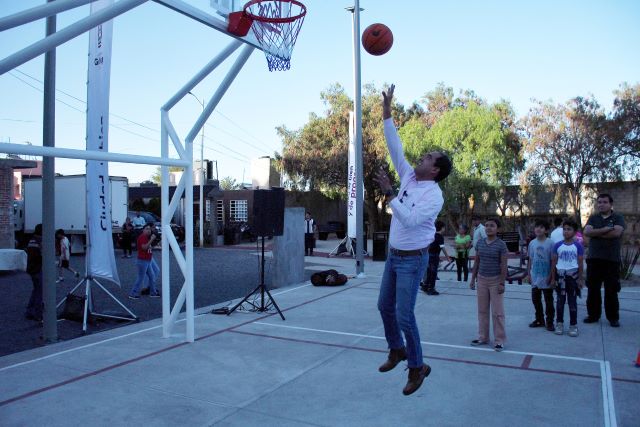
[18,175,128,253]
[125,211,185,244]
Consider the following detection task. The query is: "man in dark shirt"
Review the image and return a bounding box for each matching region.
[583,194,625,327]
[421,221,451,295]
[25,223,43,321]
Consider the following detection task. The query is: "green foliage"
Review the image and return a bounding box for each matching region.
[219,176,242,190]
[150,166,184,184]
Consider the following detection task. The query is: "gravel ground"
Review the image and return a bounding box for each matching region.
[0,246,312,357]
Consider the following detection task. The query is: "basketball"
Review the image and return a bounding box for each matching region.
[362,23,393,56]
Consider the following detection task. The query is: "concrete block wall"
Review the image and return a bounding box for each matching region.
[272,207,305,288]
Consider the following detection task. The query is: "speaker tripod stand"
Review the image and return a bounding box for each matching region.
[56,275,138,333]
[227,235,285,320]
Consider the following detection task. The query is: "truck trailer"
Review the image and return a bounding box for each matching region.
[19,175,129,253]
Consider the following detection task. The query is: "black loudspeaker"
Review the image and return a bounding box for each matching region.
[252,188,285,237]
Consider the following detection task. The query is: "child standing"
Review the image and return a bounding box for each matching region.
[526,220,555,331]
[551,219,584,337]
[55,229,80,282]
[454,224,472,282]
[469,218,509,352]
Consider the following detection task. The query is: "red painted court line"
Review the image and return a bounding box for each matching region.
[521,355,533,369]
[0,282,364,407]
[229,330,618,383]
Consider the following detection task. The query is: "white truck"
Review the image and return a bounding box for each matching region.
[19,175,129,253]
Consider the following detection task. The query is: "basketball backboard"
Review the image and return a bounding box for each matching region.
[210,0,243,18]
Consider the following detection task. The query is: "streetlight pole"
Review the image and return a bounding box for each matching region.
[188,91,205,248]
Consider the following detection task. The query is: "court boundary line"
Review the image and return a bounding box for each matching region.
[252,321,619,427]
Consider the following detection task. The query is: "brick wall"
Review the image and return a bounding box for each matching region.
[0,167,14,248]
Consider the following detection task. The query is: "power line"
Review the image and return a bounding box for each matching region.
[205,122,271,155]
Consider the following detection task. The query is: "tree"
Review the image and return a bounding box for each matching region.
[521,97,622,225]
[400,101,522,222]
[150,166,183,184]
[278,83,410,231]
[611,83,640,176]
[219,176,242,190]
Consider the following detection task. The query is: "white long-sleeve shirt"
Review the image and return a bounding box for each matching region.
[384,118,444,250]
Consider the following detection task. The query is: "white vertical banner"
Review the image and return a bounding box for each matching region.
[347,111,357,238]
[86,0,119,285]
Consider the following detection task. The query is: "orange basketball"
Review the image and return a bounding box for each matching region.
[362,23,393,56]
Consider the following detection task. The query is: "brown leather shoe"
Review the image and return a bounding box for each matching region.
[402,364,431,395]
[378,347,407,372]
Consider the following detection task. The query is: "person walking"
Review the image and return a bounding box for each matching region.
[132,211,146,240]
[25,224,43,321]
[375,84,452,396]
[454,224,472,282]
[469,218,508,352]
[421,220,452,295]
[129,225,160,299]
[304,211,317,256]
[55,229,80,282]
[583,194,625,327]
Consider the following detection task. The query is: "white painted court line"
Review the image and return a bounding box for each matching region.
[254,322,602,363]
[253,321,618,427]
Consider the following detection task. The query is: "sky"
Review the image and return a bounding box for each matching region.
[1,0,639,185]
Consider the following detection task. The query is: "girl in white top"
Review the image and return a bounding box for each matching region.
[55,229,80,282]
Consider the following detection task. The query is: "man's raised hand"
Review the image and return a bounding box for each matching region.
[382,84,395,119]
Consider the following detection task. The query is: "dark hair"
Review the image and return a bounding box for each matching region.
[485,217,501,228]
[34,223,42,236]
[435,220,445,231]
[472,215,481,221]
[458,224,469,233]
[534,220,549,230]
[562,218,578,231]
[55,228,64,237]
[597,193,613,203]
[553,217,563,227]
[434,152,452,182]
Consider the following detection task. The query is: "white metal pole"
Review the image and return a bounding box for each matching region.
[0,0,94,31]
[187,92,205,248]
[351,1,365,276]
[0,0,147,76]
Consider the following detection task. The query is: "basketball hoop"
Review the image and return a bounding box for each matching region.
[233,0,307,71]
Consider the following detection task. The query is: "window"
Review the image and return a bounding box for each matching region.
[216,199,224,221]
[229,199,248,222]
[205,199,211,222]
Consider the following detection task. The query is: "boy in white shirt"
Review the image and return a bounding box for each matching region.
[550,219,584,337]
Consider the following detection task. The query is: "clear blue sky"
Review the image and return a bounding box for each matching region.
[1,0,639,184]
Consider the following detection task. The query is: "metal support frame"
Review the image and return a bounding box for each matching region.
[1,1,255,343]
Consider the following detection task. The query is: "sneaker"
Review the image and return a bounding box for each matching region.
[568,325,579,337]
[427,289,440,295]
[583,316,599,324]
[57,277,64,282]
[128,294,140,300]
[470,339,488,346]
[546,322,555,332]
[529,320,544,328]
[554,322,564,335]
[140,287,150,296]
[494,344,504,352]
[609,320,620,327]
[74,272,80,278]
[150,292,161,298]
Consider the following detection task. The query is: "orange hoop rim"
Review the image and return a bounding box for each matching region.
[243,0,307,24]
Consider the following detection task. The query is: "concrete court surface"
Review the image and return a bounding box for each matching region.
[0,239,639,426]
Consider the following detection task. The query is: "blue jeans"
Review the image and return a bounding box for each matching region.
[130,259,157,296]
[378,250,428,368]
